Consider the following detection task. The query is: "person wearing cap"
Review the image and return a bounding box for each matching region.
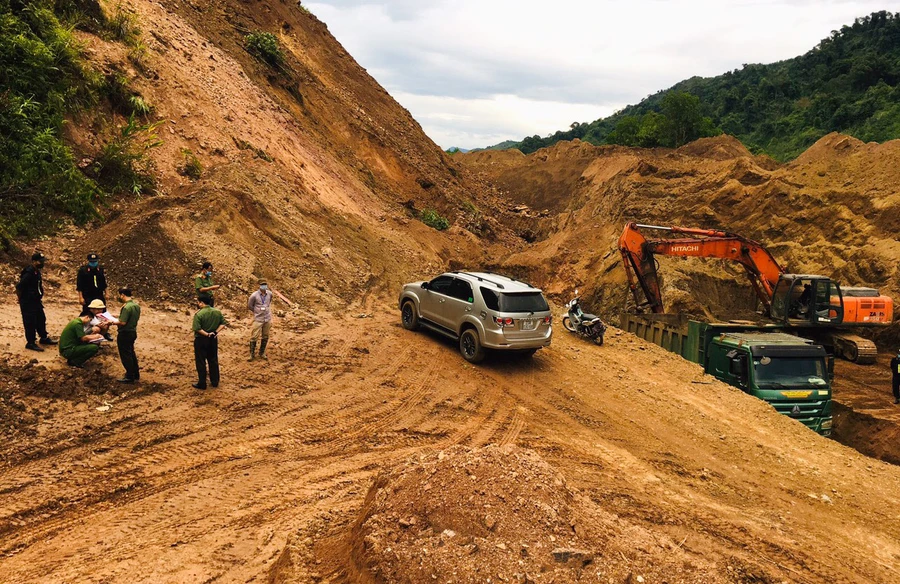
[58,314,104,368]
[77,252,108,313]
[192,293,227,390]
[15,252,57,351]
[78,252,111,340]
[111,288,141,383]
[194,261,220,306]
[247,279,273,361]
[891,349,900,405]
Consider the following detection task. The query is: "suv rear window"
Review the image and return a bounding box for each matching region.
[499,292,549,313]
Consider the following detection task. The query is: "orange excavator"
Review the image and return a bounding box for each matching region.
[619,222,893,363]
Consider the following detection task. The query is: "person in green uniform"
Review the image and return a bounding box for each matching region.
[112,288,141,383]
[59,314,104,368]
[194,261,220,306]
[192,293,227,390]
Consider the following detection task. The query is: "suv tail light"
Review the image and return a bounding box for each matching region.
[542,315,552,325]
[493,316,515,327]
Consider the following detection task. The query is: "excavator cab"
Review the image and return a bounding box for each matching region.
[770,275,844,326]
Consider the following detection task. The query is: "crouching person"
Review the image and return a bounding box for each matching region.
[59,314,104,368]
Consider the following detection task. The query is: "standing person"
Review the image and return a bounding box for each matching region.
[16,252,56,351]
[112,288,141,383]
[892,349,900,405]
[59,314,104,368]
[192,294,227,390]
[77,252,107,312]
[194,262,220,306]
[78,253,111,341]
[247,279,273,361]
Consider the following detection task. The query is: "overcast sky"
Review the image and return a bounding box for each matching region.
[306,0,893,149]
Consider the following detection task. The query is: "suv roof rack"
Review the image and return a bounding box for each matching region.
[484,271,536,289]
[457,272,505,290]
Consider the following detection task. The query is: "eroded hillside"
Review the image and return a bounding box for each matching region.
[3,0,521,314]
[460,135,900,345]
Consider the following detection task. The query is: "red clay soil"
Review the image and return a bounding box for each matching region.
[3,0,900,582]
[2,298,900,583]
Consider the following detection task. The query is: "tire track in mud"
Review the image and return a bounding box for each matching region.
[498,407,526,446]
[3,347,438,574]
[4,320,569,578]
[0,330,429,561]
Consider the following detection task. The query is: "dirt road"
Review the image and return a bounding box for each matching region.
[2,294,900,582]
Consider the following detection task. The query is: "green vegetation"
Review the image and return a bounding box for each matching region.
[178,148,203,181]
[88,115,162,195]
[605,92,719,148]
[104,2,139,45]
[501,11,900,161]
[245,31,283,67]
[420,209,450,231]
[0,0,161,240]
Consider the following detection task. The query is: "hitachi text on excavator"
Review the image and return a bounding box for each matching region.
[618,222,893,363]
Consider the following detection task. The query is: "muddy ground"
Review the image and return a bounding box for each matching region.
[1,293,900,583]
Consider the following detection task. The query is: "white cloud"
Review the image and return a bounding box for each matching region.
[307,0,892,148]
[393,92,620,150]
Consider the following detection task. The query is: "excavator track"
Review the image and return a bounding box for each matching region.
[830,334,878,364]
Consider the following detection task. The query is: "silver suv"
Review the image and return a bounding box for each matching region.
[398,271,552,363]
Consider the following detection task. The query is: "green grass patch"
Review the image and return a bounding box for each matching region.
[420,209,450,231]
[178,148,203,181]
[245,31,283,67]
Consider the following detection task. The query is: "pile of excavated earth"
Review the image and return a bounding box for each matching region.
[2,0,900,582]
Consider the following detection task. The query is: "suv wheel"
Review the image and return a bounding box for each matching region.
[401,301,419,331]
[459,328,485,363]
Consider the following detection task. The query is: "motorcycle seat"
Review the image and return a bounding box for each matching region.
[581,313,600,322]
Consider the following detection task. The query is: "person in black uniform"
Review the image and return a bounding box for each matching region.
[77,252,111,340]
[15,252,57,351]
[77,252,108,313]
[891,349,900,405]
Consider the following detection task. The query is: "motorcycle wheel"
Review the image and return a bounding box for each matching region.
[562,316,577,333]
[594,334,604,346]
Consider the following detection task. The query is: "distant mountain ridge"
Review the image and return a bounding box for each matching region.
[488,11,900,161]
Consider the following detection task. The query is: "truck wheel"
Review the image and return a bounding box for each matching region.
[562,316,576,333]
[401,301,419,331]
[459,329,485,363]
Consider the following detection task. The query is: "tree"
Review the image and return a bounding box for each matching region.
[662,91,710,146]
[606,116,641,146]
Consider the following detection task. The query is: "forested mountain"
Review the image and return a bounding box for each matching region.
[502,11,900,160]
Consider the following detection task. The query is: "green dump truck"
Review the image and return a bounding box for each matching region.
[621,314,833,436]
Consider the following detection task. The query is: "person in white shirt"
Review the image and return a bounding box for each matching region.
[247,279,273,361]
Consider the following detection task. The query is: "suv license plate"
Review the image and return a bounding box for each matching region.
[520,319,536,330]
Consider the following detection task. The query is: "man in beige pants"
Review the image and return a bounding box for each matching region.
[247,279,273,361]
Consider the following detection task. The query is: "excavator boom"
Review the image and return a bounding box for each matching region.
[618,222,894,364]
[619,223,784,313]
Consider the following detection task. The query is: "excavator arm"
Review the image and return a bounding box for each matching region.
[619,223,785,313]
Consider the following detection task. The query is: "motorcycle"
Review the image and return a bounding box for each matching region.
[562,290,607,345]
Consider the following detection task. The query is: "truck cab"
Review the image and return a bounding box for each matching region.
[705,331,833,436]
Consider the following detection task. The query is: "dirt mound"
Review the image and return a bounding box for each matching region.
[676,135,752,160]
[351,445,725,583]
